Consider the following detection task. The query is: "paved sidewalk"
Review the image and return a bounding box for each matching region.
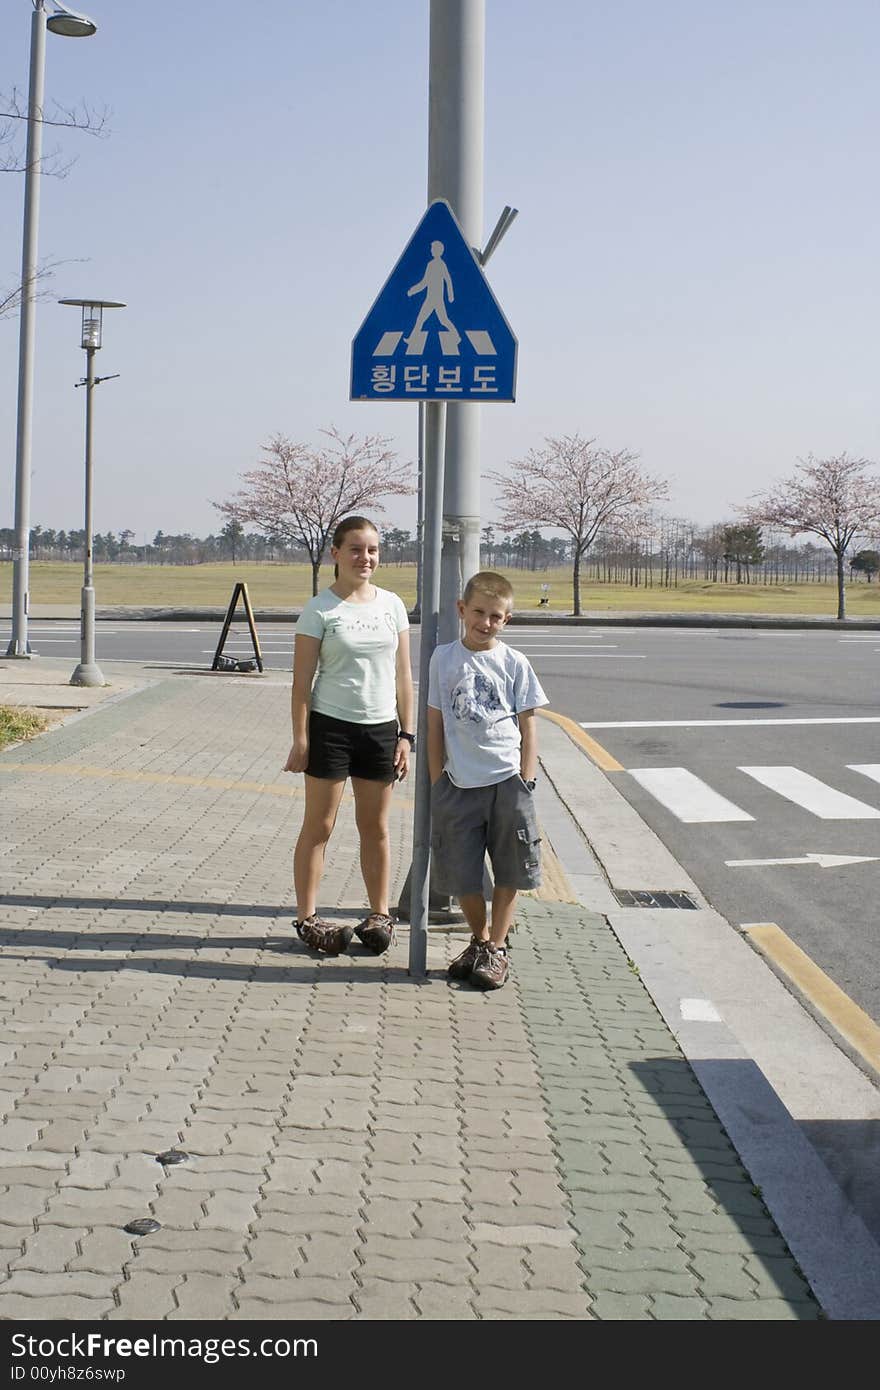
[0,671,824,1318]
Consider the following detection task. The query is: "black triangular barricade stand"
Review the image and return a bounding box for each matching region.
[212,581,264,673]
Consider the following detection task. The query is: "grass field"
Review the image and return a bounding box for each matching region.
[3,561,880,617]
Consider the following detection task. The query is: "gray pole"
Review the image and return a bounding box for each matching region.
[70,345,104,687]
[414,399,424,620]
[7,1,48,659]
[408,399,446,978]
[428,0,485,642]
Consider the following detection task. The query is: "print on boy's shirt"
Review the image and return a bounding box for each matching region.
[450,668,505,727]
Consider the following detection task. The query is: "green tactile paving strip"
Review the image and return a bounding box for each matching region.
[513,902,821,1320]
[0,683,179,768]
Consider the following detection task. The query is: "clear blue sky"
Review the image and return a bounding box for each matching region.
[2,0,878,545]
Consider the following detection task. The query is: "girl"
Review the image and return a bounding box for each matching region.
[284,516,415,955]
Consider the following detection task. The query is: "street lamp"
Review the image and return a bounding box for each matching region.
[7,1,97,659]
[59,297,124,688]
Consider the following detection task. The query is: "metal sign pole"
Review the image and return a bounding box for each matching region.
[408,399,446,978]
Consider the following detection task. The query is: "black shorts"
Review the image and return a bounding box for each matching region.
[305,710,398,783]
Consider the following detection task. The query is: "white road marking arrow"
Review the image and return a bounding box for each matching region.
[725,853,880,869]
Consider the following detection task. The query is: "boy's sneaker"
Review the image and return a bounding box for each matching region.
[470,942,509,990]
[295,915,353,956]
[354,913,396,955]
[447,935,485,981]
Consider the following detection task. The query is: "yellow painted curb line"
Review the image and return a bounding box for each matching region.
[537,707,623,772]
[743,922,880,1074]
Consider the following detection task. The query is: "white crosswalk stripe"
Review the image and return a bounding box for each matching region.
[627,768,754,822]
[848,764,880,787]
[738,766,880,819]
[626,764,880,823]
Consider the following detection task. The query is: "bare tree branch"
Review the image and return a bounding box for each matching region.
[0,87,110,177]
[213,427,414,595]
[0,256,86,321]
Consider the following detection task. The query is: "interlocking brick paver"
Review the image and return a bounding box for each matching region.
[649,1293,710,1319]
[590,1291,654,1319]
[233,1296,354,1320]
[168,1273,240,1319]
[244,1233,305,1277]
[14,1223,87,1271]
[298,1234,359,1278]
[353,1280,420,1319]
[362,1254,471,1285]
[0,1185,52,1225]
[707,1296,819,1321]
[475,1287,592,1319]
[0,1292,116,1319]
[413,1283,476,1319]
[742,1254,815,1301]
[470,1244,529,1290]
[2,1270,114,1298]
[366,1176,461,1203]
[525,1245,588,1293]
[0,682,826,1322]
[413,1202,469,1241]
[200,1192,259,1231]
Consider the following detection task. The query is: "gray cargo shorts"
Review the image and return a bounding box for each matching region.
[430,772,542,896]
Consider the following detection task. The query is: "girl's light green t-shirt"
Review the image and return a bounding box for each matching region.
[295,586,409,724]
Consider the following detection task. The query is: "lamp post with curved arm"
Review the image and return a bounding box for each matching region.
[59,297,124,688]
[7,2,97,659]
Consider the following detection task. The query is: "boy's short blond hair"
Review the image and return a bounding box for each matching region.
[462,571,515,610]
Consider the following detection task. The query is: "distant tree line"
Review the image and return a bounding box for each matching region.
[4,519,877,588]
[0,522,317,566]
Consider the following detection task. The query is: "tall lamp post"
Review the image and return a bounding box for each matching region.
[7,1,98,659]
[59,298,124,687]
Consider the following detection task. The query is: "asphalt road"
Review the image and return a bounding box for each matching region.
[6,618,880,1027]
[506,624,880,1030]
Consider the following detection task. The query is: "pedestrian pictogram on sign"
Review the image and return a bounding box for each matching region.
[351,200,517,402]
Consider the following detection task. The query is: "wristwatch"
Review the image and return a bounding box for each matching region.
[524,777,537,791]
[398,730,416,747]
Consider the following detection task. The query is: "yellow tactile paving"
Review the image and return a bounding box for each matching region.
[0,760,420,807]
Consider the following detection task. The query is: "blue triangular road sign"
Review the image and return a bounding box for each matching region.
[351,200,517,402]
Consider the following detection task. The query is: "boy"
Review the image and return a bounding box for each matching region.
[427,572,549,990]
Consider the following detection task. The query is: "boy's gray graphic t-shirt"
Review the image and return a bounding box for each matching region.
[427,639,548,787]
[296,586,408,724]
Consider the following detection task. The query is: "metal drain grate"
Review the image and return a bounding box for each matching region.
[613,889,699,909]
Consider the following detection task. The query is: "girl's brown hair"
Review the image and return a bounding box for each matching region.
[332,515,379,548]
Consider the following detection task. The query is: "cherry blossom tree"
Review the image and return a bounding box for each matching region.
[214,427,413,595]
[740,453,880,619]
[486,434,669,614]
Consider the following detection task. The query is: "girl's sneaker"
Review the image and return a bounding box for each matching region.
[295,915,353,956]
[470,942,509,990]
[354,913,396,955]
[447,935,485,981]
